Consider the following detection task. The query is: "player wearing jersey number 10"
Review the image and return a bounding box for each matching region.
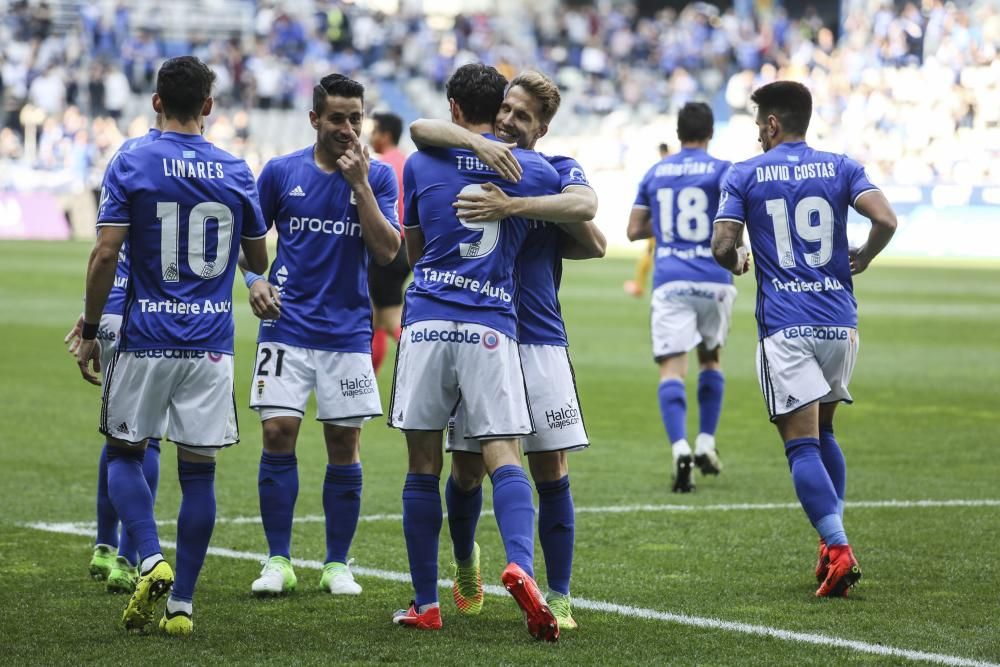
[75,56,271,635]
[712,81,897,598]
[628,102,735,493]
[240,74,401,599]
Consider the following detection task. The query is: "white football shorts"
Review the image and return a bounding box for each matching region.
[651,281,737,359]
[101,350,238,456]
[756,326,859,421]
[389,320,533,439]
[249,343,382,428]
[98,313,123,376]
[448,344,588,454]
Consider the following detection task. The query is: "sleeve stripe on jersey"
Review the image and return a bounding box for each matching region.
[402,223,421,230]
[852,188,881,207]
[631,204,650,210]
[561,183,594,193]
[714,217,745,225]
[241,233,268,240]
[97,221,130,227]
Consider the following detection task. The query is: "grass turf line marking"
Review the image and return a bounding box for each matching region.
[22,520,1000,667]
[48,498,1000,529]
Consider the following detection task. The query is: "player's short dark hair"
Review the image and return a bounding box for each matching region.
[313,73,365,114]
[445,64,508,126]
[155,56,215,123]
[372,112,403,145]
[676,102,714,143]
[750,81,812,137]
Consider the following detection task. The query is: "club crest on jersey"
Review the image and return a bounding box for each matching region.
[257,379,265,398]
[482,330,500,350]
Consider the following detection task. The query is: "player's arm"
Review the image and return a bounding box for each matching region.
[238,245,280,320]
[711,221,750,276]
[77,225,128,384]
[559,220,607,260]
[339,127,400,265]
[850,190,897,275]
[455,181,598,225]
[627,206,653,241]
[409,118,521,182]
[404,226,424,268]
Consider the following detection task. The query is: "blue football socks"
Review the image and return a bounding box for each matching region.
[402,473,442,608]
[697,370,725,436]
[117,439,160,565]
[95,444,119,548]
[106,446,160,562]
[536,476,574,596]
[658,379,687,443]
[491,465,536,577]
[445,475,482,564]
[324,463,363,564]
[785,437,847,546]
[819,424,847,517]
[172,460,216,603]
[258,451,299,560]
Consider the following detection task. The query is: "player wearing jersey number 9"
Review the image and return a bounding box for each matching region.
[711,80,896,598]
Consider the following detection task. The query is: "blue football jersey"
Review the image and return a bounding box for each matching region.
[402,135,561,340]
[515,154,593,347]
[104,128,162,316]
[256,146,400,352]
[97,131,268,354]
[634,147,732,287]
[714,141,879,338]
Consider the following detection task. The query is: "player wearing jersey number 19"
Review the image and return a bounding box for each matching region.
[712,81,896,598]
[76,56,271,634]
[242,74,401,599]
[628,103,735,493]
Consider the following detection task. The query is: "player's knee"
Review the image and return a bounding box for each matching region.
[324,427,361,465]
[261,418,298,453]
[450,460,485,491]
[696,344,721,368]
[528,452,567,482]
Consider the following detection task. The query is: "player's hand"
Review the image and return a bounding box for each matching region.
[64,313,85,355]
[849,246,871,275]
[249,280,281,320]
[454,182,511,222]
[76,338,102,386]
[337,127,370,189]
[473,136,521,183]
[732,246,751,276]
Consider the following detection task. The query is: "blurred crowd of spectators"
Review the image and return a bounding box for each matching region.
[1,0,999,193]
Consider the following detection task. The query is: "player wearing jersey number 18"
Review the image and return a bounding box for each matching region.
[628,102,735,493]
[242,74,400,599]
[76,56,271,634]
[711,81,896,598]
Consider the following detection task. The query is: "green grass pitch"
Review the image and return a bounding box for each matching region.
[0,240,998,665]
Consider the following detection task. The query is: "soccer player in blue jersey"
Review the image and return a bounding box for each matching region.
[240,74,400,597]
[711,81,897,597]
[410,70,604,632]
[75,56,271,634]
[628,102,735,493]
[66,116,165,593]
[387,63,563,640]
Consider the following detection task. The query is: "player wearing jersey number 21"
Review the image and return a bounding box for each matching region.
[712,81,896,598]
[241,74,400,599]
[76,56,271,635]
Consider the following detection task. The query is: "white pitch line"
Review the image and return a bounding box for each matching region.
[21,520,1000,667]
[49,498,1000,531]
